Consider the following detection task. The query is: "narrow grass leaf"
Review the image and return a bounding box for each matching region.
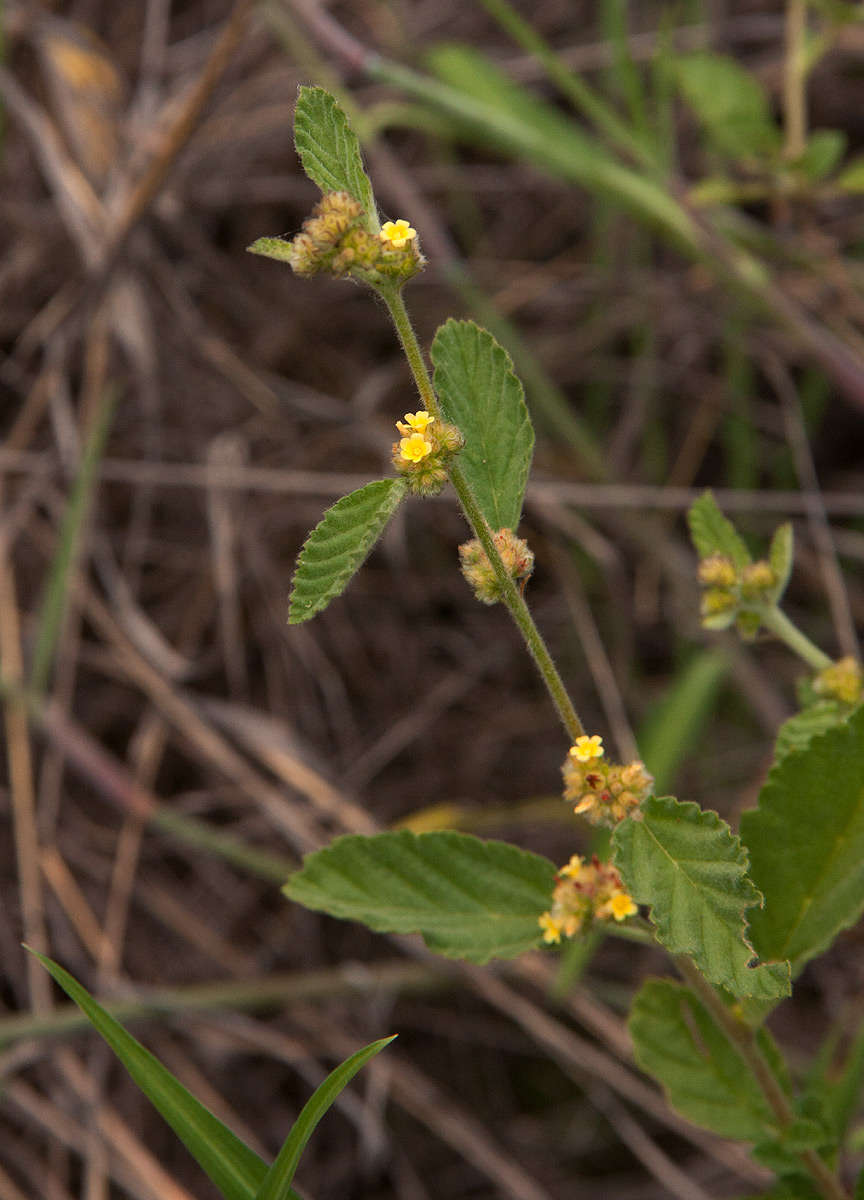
[431,319,534,530]
[289,479,406,624]
[612,797,790,999]
[293,86,378,230]
[284,831,557,963]
[254,1036,395,1200]
[629,979,774,1139]
[675,52,781,160]
[687,490,752,567]
[29,951,276,1200]
[742,705,864,974]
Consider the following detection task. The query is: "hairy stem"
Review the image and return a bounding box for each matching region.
[761,606,833,671]
[380,286,585,743]
[676,957,850,1200]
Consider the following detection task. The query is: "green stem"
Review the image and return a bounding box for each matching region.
[379,286,585,744]
[783,0,808,161]
[676,957,850,1200]
[761,606,833,671]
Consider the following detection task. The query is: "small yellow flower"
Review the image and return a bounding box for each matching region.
[570,735,604,764]
[538,912,563,944]
[399,433,433,463]
[558,854,584,880]
[396,410,435,435]
[609,892,638,922]
[380,219,417,249]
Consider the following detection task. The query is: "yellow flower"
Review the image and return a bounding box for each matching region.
[609,892,638,922]
[380,219,417,250]
[558,854,585,880]
[538,912,563,944]
[396,410,435,435]
[570,735,604,764]
[399,433,433,463]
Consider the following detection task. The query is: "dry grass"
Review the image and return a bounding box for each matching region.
[1,1,863,1197]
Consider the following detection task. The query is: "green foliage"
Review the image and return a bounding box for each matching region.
[674,52,781,160]
[774,700,853,763]
[837,159,864,193]
[293,86,378,230]
[742,705,864,975]
[254,1036,395,1200]
[688,490,752,567]
[612,796,790,999]
[30,951,276,1200]
[284,831,557,963]
[288,479,406,624]
[431,319,535,531]
[629,979,774,1139]
[636,649,729,794]
[795,130,847,182]
[768,523,794,604]
[246,237,294,264]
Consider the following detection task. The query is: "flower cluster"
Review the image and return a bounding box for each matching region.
[458,529,535,605]
[539,855,638,944]
[562,737,652,827]
[696,553,779,636]
[284,193,425,286]
[392,411,463,496]
[813,655,864,707]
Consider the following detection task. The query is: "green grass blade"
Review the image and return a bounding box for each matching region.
[253,1036,396,1200]
[30,385,117,694]
[29,951,278,1200]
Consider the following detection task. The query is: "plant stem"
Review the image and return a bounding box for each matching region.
[761,606,833,671]
[380,286,585,744]
[783,0,808,161]
[676,956,850,1200]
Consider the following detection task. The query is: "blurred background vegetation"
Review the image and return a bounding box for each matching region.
[2,1,864,1196]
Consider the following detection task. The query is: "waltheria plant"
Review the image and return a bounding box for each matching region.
[33,84,864,1200]
[248,87,864,1200]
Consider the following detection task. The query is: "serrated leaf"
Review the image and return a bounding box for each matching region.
[688,490,752,567]
[768,523,794,603]
[675,52,781,159]
[289,480,406,624]
[431,319,534,531]
[742,706,864,975]
[29,951,277,1200]
[284,831,556,963]
[254,1036,395,1200]
[629,979,774,1139]
[247,237,294,264]
[612,796,790,999]
[293,87,378,231]
[774,700,852,763]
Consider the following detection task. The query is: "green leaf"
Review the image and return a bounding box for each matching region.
[687,490,751,567]
[675,52,781,159]
[431,319,534,531]
[289,479,406,624]
[742,705,864,975]
[795,129,846,181]
[774,700,853,763]
[768,523,794,603]
[29,951,277,1200]
[837,158,864,193]
[629,979,774,1139]
[284,831,557,963]
[612,796,790,999]
[293,86,378,231]
[254,1036,395,1200]
[247,237,294,264]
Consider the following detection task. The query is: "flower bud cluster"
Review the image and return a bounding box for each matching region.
[538,854,638,944]
[697,553,779,633]
[287,193,425,285]
[458,529,535,605]
[562,736,652,828]
[813,655,864,707]
[391,411,463,496]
